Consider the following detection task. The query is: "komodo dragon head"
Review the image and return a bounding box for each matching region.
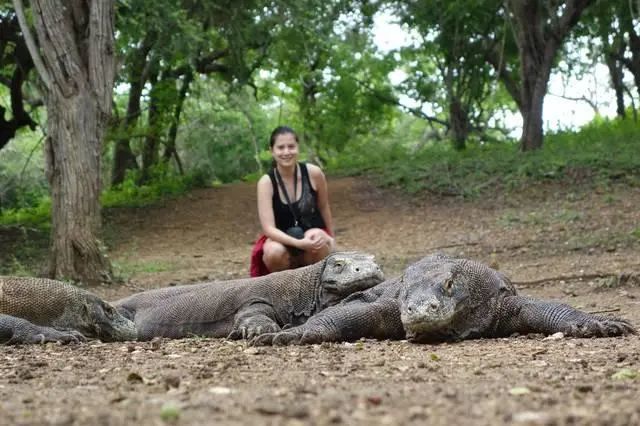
[0,276,137,342]
[318,251,384,307]
[76,294,138,342]
[398,253,513,342]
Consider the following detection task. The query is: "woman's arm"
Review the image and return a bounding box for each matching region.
[257,175,307,248]
[308,164,334,236]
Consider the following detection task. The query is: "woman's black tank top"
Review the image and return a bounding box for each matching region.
[268,163,326,231]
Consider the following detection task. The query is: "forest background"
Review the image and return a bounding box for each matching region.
[0,0,639,282]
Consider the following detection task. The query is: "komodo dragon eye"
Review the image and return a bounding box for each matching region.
[102,304,115,319]
[333,261,344,271]
[443,278,454,294]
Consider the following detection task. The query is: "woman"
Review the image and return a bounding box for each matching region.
[250,126,335,277]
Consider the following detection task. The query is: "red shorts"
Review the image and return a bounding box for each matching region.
[249,228,333,277]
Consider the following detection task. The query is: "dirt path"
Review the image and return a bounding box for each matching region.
[2,176,640,425]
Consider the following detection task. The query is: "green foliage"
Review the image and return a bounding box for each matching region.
[179,82,272,183]
[0,198,51,229]
[0,128,48,210]
[101,166,205,209]
[335,115,640,197]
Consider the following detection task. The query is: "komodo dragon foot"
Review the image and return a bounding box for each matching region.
[563,316,636,338]
[251,325,329,346]
[227,320,281,340]
[0,315,86,345]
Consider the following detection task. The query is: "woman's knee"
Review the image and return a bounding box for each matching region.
[262,240,290,271]
[304,244,332,265]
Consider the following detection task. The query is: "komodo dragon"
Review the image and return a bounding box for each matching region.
[252,253,635,345]
[114,251,384,340]
[0,277,137,344]
[0,251,383,344]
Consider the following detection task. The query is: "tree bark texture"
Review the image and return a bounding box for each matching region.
[21,0,115,284]
[448,97,469,151]
[605,51,626,119]
[111,33,156,186]
[621,21,640,102]
[507,0,594,151]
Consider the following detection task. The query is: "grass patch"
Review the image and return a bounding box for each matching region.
[0,226,49,275]
[0,198,51,229]
[332,116,640,198]
[112,259,176,280]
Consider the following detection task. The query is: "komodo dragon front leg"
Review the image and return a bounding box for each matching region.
[252,298,405,345]
[0,314,85,344]
[227,302,282,339]
[496,296,636,338]
[252,279,405,346]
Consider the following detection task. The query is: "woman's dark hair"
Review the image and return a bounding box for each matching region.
[269,125,299,148]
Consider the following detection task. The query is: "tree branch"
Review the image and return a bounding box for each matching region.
[12,0,52,91]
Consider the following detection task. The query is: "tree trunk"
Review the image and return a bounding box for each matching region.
[162,70,193,175]
[140,64,161,183]
[111,33,155,186]
[44,91,111,283]
[622,23,640,102]
[14,0,115,284]
[448,98,469,151]
[506,0,593,151]
[519,78,547,151]
[605,52,626,119]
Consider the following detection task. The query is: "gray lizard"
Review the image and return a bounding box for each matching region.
[0,277,136,344]
[1,251,383,344]
[252,253,635,345]
[115,251,383,340]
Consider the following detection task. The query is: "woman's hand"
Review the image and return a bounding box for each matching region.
[301,229,332,252]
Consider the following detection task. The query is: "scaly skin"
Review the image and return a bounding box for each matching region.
[0,276,137,344]
[0,251,384,344]
[253,253,635,346]
[117,251,384,340]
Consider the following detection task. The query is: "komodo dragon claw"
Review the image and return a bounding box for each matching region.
[566,317,637,338]
[251,328,308,346]
[7,323,87,345]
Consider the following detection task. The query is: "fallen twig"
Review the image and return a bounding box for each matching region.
[587,308,621,315]
[513,273,617,288]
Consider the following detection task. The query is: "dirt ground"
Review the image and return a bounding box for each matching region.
[2,176,640,425]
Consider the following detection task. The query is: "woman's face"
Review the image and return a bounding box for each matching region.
[271,133,299,167]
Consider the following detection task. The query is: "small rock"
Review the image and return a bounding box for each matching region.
[126,372,144,384]
[511,411,551,424]
[150,337,162,351]
[255,403,284,415]
[366,395,383,406]
[543,332,564,341]
[164,375,181,390]
[208,386,234,395]
[575,384,593,393]
[17,369,34,380]
[284,406,310,419]
[509,387,531,396]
